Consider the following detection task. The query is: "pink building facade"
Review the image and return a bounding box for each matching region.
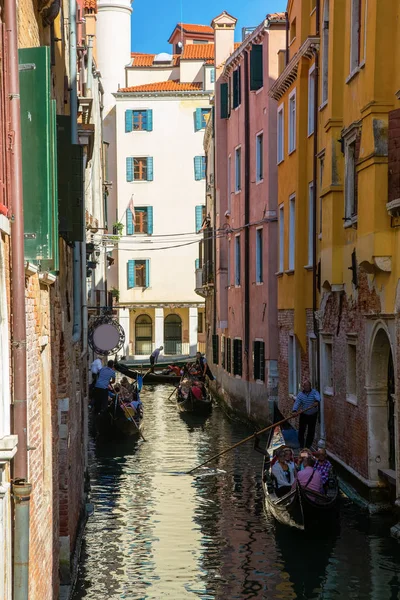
[201,13,285,423]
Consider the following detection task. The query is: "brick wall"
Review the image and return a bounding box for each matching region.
[320,271,382,479]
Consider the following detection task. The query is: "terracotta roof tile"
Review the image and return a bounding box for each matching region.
[182,43,215,61]
[267,12,286,22]
[84,0,97,12]
[119,80,203,93]
[131,52,180,67]
[179,23,214,35]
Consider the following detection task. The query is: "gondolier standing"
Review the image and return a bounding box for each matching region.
[150,346,163,372]
[196,352,214,381]
[292,379,321,448]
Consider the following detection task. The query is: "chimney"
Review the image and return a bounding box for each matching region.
[211,11,237,80]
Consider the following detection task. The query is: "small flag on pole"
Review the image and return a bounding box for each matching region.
[128,195,135,226]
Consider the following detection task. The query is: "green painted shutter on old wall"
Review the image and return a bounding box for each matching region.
[250,45,263,91]
[57,115,84,243]
[19,46,58,269]
[220,82,229,119]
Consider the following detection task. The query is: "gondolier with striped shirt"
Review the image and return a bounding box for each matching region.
[292,380,321,448]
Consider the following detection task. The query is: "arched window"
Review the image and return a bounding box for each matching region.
[135,314,152,355]
[164,314,182,355]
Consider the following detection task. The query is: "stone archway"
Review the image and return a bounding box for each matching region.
[366,324,396,481]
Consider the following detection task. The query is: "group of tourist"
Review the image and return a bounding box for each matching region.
[271,446,333,498]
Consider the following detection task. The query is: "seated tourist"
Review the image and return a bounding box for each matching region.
[295,456,323,494]
[315,448,333,487]
[271,448,296,498]
[284,447,296,470]
[297,448,312,471]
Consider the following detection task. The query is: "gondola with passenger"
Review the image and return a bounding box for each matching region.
[176,374,212,415]
[96,379,144,440]
[115,361,181,385]
[255,409,339,531]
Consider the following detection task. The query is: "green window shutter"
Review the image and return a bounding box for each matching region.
[125,110,133,132]
[19,46,58,268]
[194,156,203,180]
[195,205,203,231]
[147,206,153,234]
[146,109,153,131]
[212,334,219,365]
[195,108,202,131]
[250,44,263,91]
[220,82,229,119]
[145,260,150,288]
[233,68,241,108]
[70,144,84,242]
[127,260,135,288]
[147,157,154,181]
[126,209,134,235]
[50,99,59,271]
[126,157,134,182]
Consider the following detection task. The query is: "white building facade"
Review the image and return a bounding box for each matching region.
[97,18,215,358]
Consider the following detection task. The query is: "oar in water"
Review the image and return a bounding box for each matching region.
[167,386,178,401]
[120,400,146,442]
[186,403,318,474]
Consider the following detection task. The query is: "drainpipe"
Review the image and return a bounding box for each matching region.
[313,0,324,447]
[81,152,88,356]
[244,51,250,389]
[70,0,82,344]
[4,0,32,596]
[285,12,289,66]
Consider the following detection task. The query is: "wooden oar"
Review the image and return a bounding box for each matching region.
[120,401,146,442]
[186,403,318,474]
[167,386,178,401]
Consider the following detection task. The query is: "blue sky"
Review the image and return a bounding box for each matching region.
[131,0,287,53]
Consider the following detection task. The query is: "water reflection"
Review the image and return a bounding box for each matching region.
[73,387,400,600]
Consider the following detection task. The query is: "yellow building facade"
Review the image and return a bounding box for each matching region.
[272,0,400,508]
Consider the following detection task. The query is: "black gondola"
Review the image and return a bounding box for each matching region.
[95,396,143,440]
[177,378,212,415]
[259,413,339,531]
[115,361,181,385]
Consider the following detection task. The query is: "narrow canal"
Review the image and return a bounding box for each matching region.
[73,386,400,600]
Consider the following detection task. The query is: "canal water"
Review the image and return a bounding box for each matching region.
[73,386,400,600]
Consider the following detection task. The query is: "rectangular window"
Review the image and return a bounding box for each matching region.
[235,147,241,192]
[198,312,204,334]
[227,238,231,286]
[126,206,154,235]
[319,155,325,235]
[233,67,241,109]
[253,340,265,381]
[250,44,263,91]
[322,337,333,394]
[220,82,229,119]
[277,104,284,163]
[289,195,295,271]
[309,335,318,389]
[308,183,314,266]
[126,157,153,182]
[212,334,219,364]
[194,156,206,180]
[210,68,215,83]
[226,338,232,373]
[127,259,150,289]
[256,132,263,182]
[345,137,357,220]
[125,109,153,132]
[279,205,284,272]
[288,89,296,153]
[308,66,315,135]
[322,2,329,104]
[350,0,361,72]
[256,228,263,283]
[290,18,297,43]
[195,108,211,131]
[233,338,243,377]
[221,335,226,369]
[347,341,357,402]
[235,235,241,286]
[288,334,300,394]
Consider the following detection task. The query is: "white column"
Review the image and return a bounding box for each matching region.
[155,308,164,351]
[119,310,130,357]
[189,307,198,357]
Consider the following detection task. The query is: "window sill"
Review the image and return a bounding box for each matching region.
[343,216,358,229]
[255,379,265,385]
[277,158,284,165]
[275,271,283,277]
[323,387,334,397]
[285,269,294,275]
[346,68,360,84]
[346,394,358,406]
[289,394,296,401]
[310,7,316,15]
[235,189,241,195]
[256,281,263,286]
[255,87,264,95]
[319,100,328,111]
[304,264,314,271]
[234,285,241,289]
[307,129,314,138]
[318,233,322,240]
[235,375,242,379]
[256,178,264,185]
[288,147,296,156]
[359,59,366,70]
[289,37,296,47]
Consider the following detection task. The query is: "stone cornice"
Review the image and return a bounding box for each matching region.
[269,36,320,101]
